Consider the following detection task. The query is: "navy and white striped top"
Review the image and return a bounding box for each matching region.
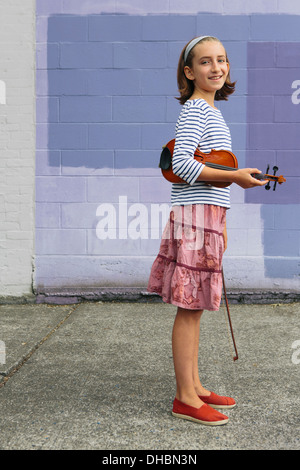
[171,99,232,209]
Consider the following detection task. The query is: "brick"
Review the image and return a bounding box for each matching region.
[87,177,139,203]
[36,16,49,42]
[196,14,250,40]
[115,0,169,15]
[166,96,181,123]
[35,123,53,149]
[168,41,186,68]
[170,0,223,14]
[230,68,247,95]
[36,70,88,96]
[247,68,298,96]
[87,69,142,96]
[142,15,196,41]
[264,229,300,256]
[276,43,300,67]
[60,96,112,123]
[36,176,86,202]
[88,124,140,149]
[89,15,142,41]
[36,229,86,255]
[61,203,99,228]
[141,123,175,150]
[248,123,300,150]
[273,204,300,230]
[36,97,59,123]
[277,151,299,176]
[225,229,248,256]
[36,0,63,15]
[114,42,168,68]
[228,123,246,151]
[274,95,300,122]
[141,69,177,96]
[114,150,159,174]
[34,255,154,288]
[36,203,60,228]
[225,41,248,68]
[226,203,263,229]
[264,257,300,279]
[139,177,171,203]
[113,96,165,123]
[36,150,61,175]
[260,204,275,229]
[61,150,114,175]
[251,14,300,41]
[60,42,113,68]
[219,96,247,124]
[48,15,88,42]
[36,43,59,69]
[48,123,88,149]
[88,231,143,256]
[62,0,117,14]
[224,0,277,14]
[277,0,300,14]
[247,96,274,123]
[247,42,276,68]
[245,150,276,175]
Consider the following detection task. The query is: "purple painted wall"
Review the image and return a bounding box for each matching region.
[246,41,300,205]
[35,3,300,292]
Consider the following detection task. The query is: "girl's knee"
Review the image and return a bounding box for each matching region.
[177,307,203,321]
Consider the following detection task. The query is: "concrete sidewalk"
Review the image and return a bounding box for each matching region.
[0,300,299,450]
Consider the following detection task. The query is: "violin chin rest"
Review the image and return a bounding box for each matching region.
[159,146,172,170]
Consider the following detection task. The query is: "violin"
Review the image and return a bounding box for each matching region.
[159,139,286,190]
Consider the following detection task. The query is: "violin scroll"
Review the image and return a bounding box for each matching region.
[251,164,286,191]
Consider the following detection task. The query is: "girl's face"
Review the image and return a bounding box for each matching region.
[184,40,229,98]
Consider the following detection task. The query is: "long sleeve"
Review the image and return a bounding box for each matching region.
[172,102,205,185]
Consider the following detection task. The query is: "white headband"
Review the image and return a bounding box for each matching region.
[184,36,210,63]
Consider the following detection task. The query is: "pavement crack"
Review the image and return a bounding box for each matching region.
[0,304,80,389]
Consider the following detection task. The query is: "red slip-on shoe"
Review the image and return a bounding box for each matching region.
[172,398,229,426]
[198,392,236,409]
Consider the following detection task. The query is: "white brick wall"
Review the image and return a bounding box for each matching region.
[0,0,35,297]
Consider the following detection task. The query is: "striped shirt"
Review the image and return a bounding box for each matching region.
[171,99,232,209]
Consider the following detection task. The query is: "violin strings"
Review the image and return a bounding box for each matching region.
[204,162,237,171]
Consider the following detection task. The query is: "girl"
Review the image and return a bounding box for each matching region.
[147,36,267,426]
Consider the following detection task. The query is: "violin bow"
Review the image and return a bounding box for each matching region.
[222,268,238,361]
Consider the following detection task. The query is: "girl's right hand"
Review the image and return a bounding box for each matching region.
[233,168,268,189]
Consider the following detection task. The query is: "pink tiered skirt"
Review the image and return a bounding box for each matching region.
[147,204,226,311]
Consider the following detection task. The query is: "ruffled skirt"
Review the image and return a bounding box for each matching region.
[147,204,226,311]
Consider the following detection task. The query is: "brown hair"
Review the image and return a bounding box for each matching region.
[176,36,236,105]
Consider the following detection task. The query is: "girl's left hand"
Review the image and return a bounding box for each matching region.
[233,168,268,189]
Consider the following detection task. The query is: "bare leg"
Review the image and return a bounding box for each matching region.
[172,307,205,409]
[192,313,211,397]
